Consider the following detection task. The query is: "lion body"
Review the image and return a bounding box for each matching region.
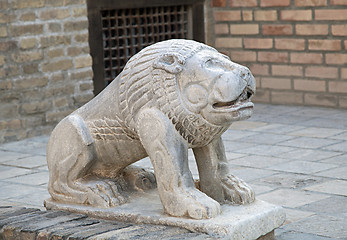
[46,39,255,219]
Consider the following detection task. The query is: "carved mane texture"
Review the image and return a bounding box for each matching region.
[118,40,229,147]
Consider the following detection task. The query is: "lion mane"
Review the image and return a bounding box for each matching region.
[114,40,229,147]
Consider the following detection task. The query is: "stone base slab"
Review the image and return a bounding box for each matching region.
[45,190,285,239]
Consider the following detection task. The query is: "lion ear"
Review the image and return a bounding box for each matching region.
[153,53,185,74]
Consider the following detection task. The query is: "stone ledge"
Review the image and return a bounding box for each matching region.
[45,190,286,240]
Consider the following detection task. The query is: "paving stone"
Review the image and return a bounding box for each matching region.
[303,180,347,196]
[0,181,46,199]
[237,133,296,145]
[230,155,291,168]
[279,137,341,149]
[330,132,347,140]
[279,149,342,161]
[0,150,31,162]
[8,189,50,208]
[249,184,276,195]
[299,117,347,130]
[267,160,337,174]
[323,141,347,152]
[229,121,268,130]
[257,173,326,189]
[249,124,306,134]
[0,140,47,155]
[4,171,49,185]
[0,165,34,180]
[230,166,278,182]
[289,107,341,118]
[222,130,258,141]
[257,189,329,208]
[223,141,257,152]
[283,208,315,225]
[2,155,47,168]
[276,230,336,240]
[256,114,313,125]
[283,214,347,239]
[287,127,346,138]
[314,166,347,180]
[298,196,347,216]
[234,144,296,157]
[319,153,347,165]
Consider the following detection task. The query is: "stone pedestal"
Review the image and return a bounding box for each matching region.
[45,190,285,239]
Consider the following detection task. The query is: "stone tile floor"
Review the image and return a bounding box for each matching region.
[0,103,346,239]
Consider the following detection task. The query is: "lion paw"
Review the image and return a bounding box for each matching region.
[164,188,221,219]
[122,165,157,191]
[221,175,255,205]
[84,179,128,208]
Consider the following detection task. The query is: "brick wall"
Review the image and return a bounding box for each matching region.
[210,0,347,108]
[0,0,94,143]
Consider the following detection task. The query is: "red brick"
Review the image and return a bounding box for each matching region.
[315,10,347,20]
[261,0,290,7]
[215,37,242,48]
[331,0,347,5]
[275,39,305,50]
[262,25,292,35]
[252,89,270,103]
[329,81,347,93]
[261,77,291,89]
[295,0,326,6]
[214,10,241,21]
[272,65,303,76]
[254,10,277,21]
[326,54,347,65]
[230,0,258,7]
[272,91,303,105]
[230,50,256,62]
[244,38,273,49]
[230,24,259,35]
[305,66,338,79]
[304,93,337,107]
[212,0,226,7]
[258,52,288,63]
[296,24,328,36]
[281,10,312,21]
[294,79,326,92]
[332,25,347,36]
[342,68,347,79]
[249,64,269,75]
[290,53,322,64]
[308,40,341,51]
[338,96,347,108]
[215,24,229,34]
[242,10,253,21]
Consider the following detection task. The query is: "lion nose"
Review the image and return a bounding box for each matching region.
[239,67,256,94]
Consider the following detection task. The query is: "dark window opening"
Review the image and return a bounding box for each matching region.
[87,0,205,95]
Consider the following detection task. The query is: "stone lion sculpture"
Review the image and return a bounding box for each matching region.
[47,39,256,220]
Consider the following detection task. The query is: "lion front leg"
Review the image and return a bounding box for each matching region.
[137,108,220,219]
[193,136,255,205]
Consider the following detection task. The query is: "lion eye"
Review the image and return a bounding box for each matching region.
[205,59,226,71]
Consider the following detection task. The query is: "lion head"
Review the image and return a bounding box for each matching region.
[119,39,256,146]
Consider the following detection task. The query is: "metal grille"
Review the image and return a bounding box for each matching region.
[101,6,188,85]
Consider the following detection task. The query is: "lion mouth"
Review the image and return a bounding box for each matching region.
[213,87,254,110]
